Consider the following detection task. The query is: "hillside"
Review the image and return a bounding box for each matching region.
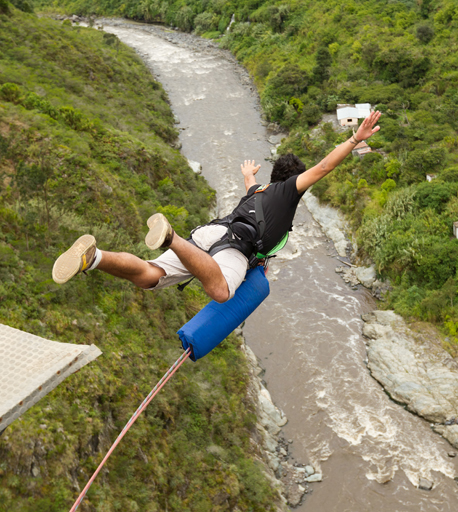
[0,5,280,511]
[33,0,458,353]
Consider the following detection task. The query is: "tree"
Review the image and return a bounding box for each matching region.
[10,0,33,12]
[267,65,309,99]
[403,148,446,184]
[14,144,58,228]
[175,6,194,32]
[0,0,9,15]
[361,42,379,68]
[416,24,434,44]
[415,181,454,213]
[102,32,121,55]
[312,46,332,84]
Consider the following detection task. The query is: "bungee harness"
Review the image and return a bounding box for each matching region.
[178,184,288,291]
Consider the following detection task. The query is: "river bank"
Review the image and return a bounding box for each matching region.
[240,334,323,508]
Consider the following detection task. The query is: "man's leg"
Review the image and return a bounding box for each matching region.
[97,251,165,289]
[52,216,233,302]
[52,234,164,288]
[98,238,230,301]
[52,232,230,301]
[168,234,230,303]
[145,213,231,303]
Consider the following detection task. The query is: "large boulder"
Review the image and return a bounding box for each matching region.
[362,311,458,447]
[354,265,376,288]
[303,191,349,257]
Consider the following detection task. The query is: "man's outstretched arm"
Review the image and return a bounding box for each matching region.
[296,111,381,194]
[241,159,261,192]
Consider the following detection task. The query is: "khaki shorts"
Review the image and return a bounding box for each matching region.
[147,224,248,301]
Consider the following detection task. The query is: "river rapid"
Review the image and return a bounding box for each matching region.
[100,20,458,511]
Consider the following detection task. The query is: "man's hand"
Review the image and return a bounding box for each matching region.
[241,160,261,177]
[241,159,260,192]
[295,111,382,193]
[355,110,381,141]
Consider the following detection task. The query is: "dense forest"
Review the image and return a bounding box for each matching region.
[0,4,281,511]
[32,0,458,353]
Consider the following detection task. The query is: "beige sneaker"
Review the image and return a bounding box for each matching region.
[145,213,174,250]
[52,234,97,284]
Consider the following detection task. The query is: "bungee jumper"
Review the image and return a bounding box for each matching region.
[52,111,381,360]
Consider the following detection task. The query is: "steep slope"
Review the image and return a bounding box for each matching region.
[0,6,279,511]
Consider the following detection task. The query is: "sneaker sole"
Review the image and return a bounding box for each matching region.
[145,213,170,250]
[52,234,96,284]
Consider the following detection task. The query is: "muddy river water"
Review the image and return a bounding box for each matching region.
[101,20,458,511]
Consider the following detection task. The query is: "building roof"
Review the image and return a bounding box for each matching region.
[354,146,372,155]
[337,103,372,121]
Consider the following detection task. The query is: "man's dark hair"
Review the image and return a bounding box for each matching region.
[270,154,306,183]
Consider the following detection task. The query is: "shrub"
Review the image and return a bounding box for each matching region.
[175,6,194,32]
[441,166,458,182]
[10,0,33,13]
[59,106,88,131]
[0,82,22,103]
[301,103,322,125]
[194,12,218,34]
[218,15,230,33]
[0,0,9,15]
[382,179,396,193]
[415,182,455,213]
[266,64,309,99]
[416,24,434,43]
[289,97,303,114]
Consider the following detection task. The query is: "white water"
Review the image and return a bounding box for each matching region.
[101,20,458,510]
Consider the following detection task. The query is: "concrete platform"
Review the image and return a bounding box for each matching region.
[0,323,102,432]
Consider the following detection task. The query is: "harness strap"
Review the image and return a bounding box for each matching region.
[177,277,195,291]
[254,193,265,253]
[177,185,287,292]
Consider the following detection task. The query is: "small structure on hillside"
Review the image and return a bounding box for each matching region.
[0,323,101,433]
[426,174,437,182]
[337,103,372,127]
[352,140,372,158]
[453,222,458,238]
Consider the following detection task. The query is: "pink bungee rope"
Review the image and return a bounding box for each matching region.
[69,347,192,512]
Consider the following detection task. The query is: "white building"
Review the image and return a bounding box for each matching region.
[453,221,458,238]
[337,103,372,127]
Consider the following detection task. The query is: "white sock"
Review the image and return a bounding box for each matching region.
[87,248,102,271]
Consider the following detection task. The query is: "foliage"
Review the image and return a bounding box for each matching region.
[416,24,434,43]
[0,0,9,14]
[10,0,34,12]
[0,9,280,512]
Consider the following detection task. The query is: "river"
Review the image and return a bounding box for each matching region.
[100,20,458,511]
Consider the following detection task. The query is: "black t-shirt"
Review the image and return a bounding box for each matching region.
[231,176,305,254]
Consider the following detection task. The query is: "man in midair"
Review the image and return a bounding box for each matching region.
[52,111,381,301]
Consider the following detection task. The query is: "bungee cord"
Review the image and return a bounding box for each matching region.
[69,347,192,512]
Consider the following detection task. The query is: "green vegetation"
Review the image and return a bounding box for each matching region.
[35,0,458,352]
[0,6,280,511]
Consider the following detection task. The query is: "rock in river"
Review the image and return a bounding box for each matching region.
[362,311,458,449]
[354,265,376,288]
